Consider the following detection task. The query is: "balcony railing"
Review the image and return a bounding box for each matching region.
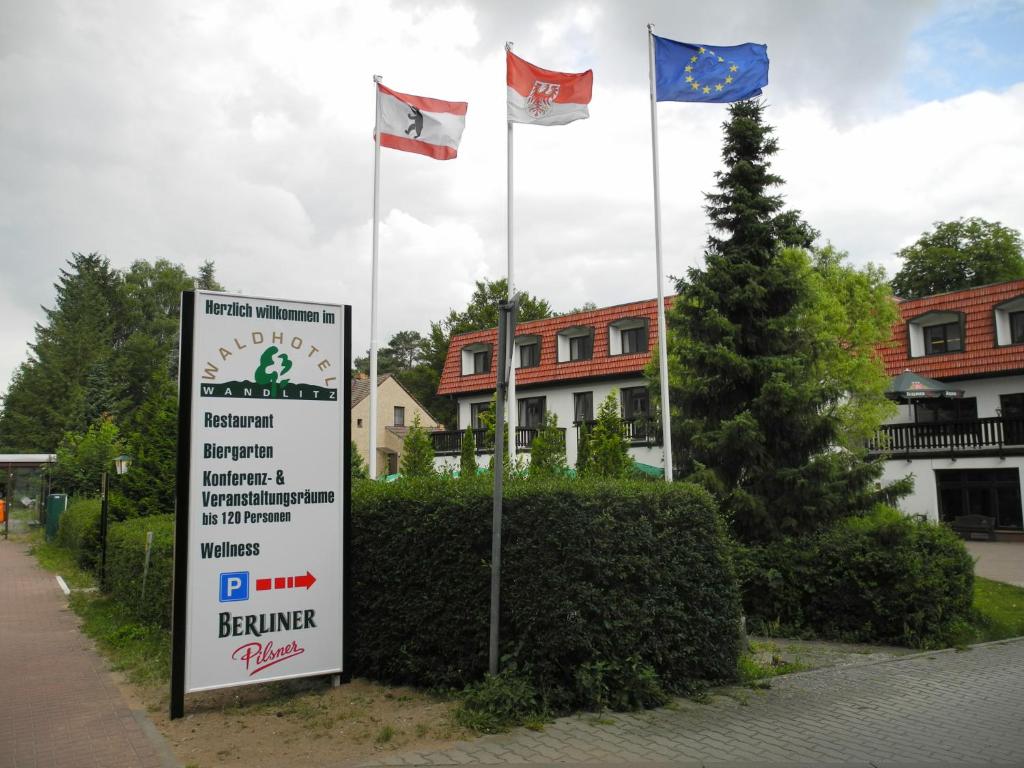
[867,416,1024,457]
[575,418,663,447]
[430,427,565,455]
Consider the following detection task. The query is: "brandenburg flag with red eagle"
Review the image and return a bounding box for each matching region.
[376,83,468,160]
[506,50,593,126]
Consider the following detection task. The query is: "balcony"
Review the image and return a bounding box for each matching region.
[575,418,663,447]
[867,416,1024,458]
[430,427,565,455]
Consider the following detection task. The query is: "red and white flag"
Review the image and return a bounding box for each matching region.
[376,84,468,160]
[506,51,593,126]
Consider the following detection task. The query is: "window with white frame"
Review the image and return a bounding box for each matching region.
[515,335,541,368]
[461,343,492,375]
[608,318,649,355]
[993,295,1024,346]
[906,311,965,358]
[556,326,594,362]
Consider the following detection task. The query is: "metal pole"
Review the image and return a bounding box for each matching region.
[505,42,518,463]
[647,24,675,483]
[489,302,509,676]
[368,74,383,479]
[99,471,109,586]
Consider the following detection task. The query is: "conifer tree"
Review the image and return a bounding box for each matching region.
[584,392,632,478]
[350,441,369,480]
[528,412,567,478]
[400,414,435,477]
[459,425,477,479]
[575,421,592,475]
[664,100,884,543]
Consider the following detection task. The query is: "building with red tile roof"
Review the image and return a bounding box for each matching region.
[433,297,672,473]
[872,279,1024,538]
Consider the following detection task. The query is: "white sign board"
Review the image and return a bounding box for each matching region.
[173,290,348,700]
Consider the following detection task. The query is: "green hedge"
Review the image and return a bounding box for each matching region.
[352,477,741,707]
[105,514,175,627]
[55,497,103,571]
[738,507,974,647]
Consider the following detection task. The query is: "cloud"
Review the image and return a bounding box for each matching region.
[1,0,1023,407]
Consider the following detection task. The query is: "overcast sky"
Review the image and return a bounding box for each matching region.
[2,0,1023,398]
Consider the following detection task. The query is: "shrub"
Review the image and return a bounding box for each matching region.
[352,476,741,709]
[454,665,545,733]
[55,497,103,571]
[105,514,175,627]
[739,506,974,648]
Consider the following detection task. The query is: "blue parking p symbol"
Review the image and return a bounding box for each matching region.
[219,571,249,602]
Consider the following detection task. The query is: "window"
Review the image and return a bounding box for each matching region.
[573,392,593,424]
[357,418,363,428]
[569,334,593,361]
[556,326,594,362]
[936,469,1022,530]
[907,311,963,358]
[473,350,490,374]
[519,341,540,368]
[914,397,977,424]
[622,326,648,354]
[621,386,650,421]
[1001,393,1024,446]
[394,406,405,427]
[994,296,1024,346]
[609,318,649,355]
[461,343,492,375]
[518,396,546,429]
[923,321,963,355]
[470,402,489,429]
[1012,311,1024,344]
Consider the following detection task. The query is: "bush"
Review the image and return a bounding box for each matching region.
[105,514,175,627]
[454,665,545,733]
[739,506,974,648]
[352,476,741,709]
[55,497,103,571]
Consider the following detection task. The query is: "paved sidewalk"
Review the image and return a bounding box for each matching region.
[359,638,1024,767]
[0,539,174,768]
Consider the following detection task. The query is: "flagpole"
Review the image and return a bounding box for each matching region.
[369,74,383,479]
[505,42,517,463]
[647,24,674,483]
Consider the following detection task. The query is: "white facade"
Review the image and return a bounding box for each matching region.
[433,376,663,473]
[879,374,1024,530]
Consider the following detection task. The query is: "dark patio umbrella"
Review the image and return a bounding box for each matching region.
[885,369,964,403]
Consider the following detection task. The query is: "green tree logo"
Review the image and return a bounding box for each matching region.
[254,345,292,397]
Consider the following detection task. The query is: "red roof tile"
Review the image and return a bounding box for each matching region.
[879,280,1024,380]
[437,297,673,396]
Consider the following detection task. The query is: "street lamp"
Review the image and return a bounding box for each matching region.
[100,454,132,586]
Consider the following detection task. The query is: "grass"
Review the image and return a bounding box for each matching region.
[28,534,97,589]
[970,576,1024,643]
[22,527,170,686]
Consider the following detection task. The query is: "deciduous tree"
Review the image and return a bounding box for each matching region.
[891,217,1024,298]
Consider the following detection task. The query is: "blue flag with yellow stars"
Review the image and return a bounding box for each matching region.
[654,35,768,103]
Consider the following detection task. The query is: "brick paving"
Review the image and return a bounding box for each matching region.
[0,539,173,768]
[359,638,1024,767]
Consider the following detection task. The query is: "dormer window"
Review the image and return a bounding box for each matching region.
[608,318,649,355]
[907,311,965,358]
[515,335,541,368]
[923,322,963,355]
[994,295,1024,346]
[461,343,492,375]
[557,326,594,362]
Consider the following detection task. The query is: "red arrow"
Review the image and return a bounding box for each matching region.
[255,571,316,592]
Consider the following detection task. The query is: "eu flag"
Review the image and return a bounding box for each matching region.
[654,35,768,103]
